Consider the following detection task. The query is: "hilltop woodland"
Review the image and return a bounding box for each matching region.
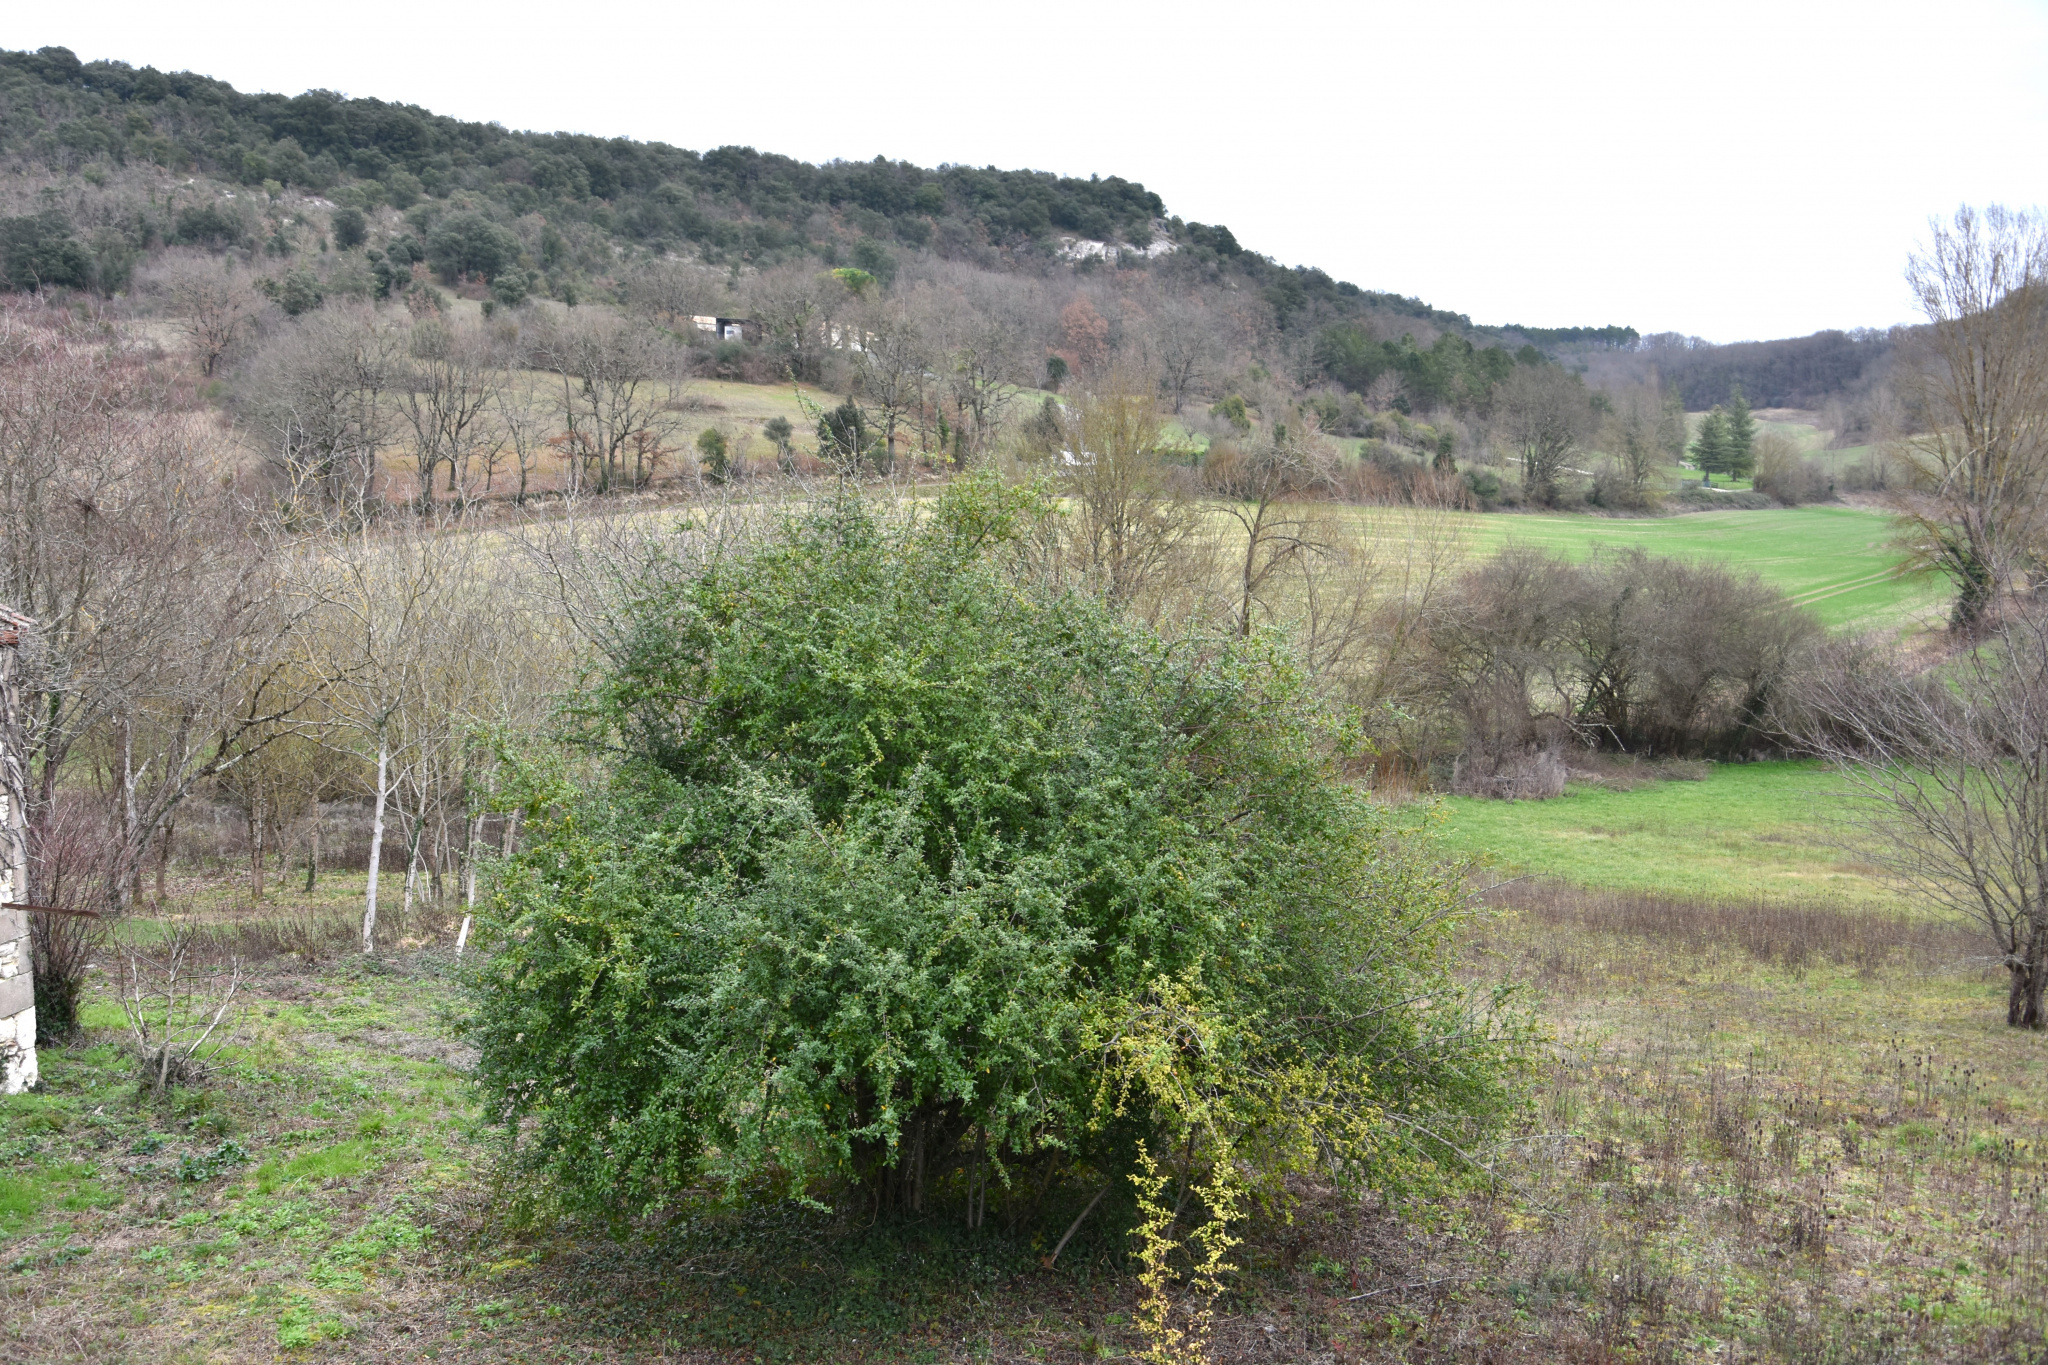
[11,40,2048,1365]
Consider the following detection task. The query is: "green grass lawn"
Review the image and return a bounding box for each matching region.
[1338,503,1944,633]
[1434,759,1908,908]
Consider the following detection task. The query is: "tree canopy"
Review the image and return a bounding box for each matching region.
[0,47,1167,260]
[425,212,522,281]
[0,44,1627,374]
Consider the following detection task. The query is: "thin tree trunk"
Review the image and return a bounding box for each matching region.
[121,720,139,909]
[1048,1182,1111,1266]
[158,947,178,1092]
[456,807,484,957]
[401,823,423,937]
[154,814,173,905]
[249,795,265,903]
[304,814,319,893]
[431,803,451,904]
[463,809,483,908]
[363,737,388,954]
[2013,923,2048,1029]
[1239,510,1262,638]
[966,1130,985,1230]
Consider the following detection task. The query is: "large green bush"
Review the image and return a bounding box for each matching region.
[467,479,1524,1225]
[425,211,521,282]
[0,211,95,291]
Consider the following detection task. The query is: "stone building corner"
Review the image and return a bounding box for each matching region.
[1,604,34,1094]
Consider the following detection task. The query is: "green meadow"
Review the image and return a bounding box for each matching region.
[1414,503,1941,901]
[1342,502,1944,634]
[1434,759,1900,908]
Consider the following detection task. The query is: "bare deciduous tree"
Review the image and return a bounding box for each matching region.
[144,254,261,378]
[494,366,554,505]
[933,279,1030,464]
[1894,204,2048,627]
[301,516,556,953]
[748,265,831,385]
[118,926,242,1091]
[1798,608,2048,1026]
[618,258,727,330]
[1205,422,1339,636]
[393,316,504,509]
[529,311,689,494]
[1330,500,1470,782]
[0,309,309,925]
[1599,380,1670,501]
[243,304,402,523]
[1424,547,1819,781]
[1495,365,1598,506]
[848,298,931,471]
[1146,293,1225,415]
[1046,378,1204,612]
[298,521,466,953]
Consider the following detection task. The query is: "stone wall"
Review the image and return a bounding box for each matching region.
[0,896,30,1094]
[0,608,33,1093]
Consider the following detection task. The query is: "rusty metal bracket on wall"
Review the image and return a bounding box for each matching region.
[0,902,100,919]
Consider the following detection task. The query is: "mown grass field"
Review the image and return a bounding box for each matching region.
[1435,760,1897,907]
[1380,503,1941,634]
[1421,497,1949,907]
[377,367,1935,636]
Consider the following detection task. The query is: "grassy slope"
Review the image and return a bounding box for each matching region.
[1332,503,1939,634]
[1412,502,1944,906]
[1434,760,1899,908]
[1446,504,1939,633]
[368,370,840,499]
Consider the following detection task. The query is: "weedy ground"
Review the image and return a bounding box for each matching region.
[8,852,2048,1362]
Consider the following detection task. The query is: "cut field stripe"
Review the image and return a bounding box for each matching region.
[1789,569,1906,605]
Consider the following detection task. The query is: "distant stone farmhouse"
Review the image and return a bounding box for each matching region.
[690,315,759,343]
[0,604,31,1093]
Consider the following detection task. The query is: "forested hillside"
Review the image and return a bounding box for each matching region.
[1638,328,1893,408]
[0,42,1900,497]
[0,49,1687,400]
[0,46,1485,334]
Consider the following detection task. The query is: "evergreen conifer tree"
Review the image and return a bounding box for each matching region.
[1723,384,1756,479]
[1691,407,1732,484]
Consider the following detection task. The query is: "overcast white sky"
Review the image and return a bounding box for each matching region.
[18,0,2048,341]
